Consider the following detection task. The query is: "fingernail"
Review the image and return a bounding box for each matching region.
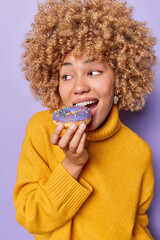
[57,123,63,130]
[70,124,77,130]
[79,123,86,130]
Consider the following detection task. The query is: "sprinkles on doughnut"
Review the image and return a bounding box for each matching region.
[52,106,91,128]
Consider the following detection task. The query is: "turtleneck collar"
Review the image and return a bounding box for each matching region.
[86,104,121,142]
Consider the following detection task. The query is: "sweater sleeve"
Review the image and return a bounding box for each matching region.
[132,148,154,240]
[13,116,93,234]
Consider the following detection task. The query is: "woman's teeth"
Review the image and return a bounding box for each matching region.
[75,100,97,107]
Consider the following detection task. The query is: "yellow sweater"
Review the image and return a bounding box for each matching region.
[13,105,154,240]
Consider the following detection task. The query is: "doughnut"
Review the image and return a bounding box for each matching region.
[52,106,91,128]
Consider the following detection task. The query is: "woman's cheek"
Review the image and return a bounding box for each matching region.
[59,84,71,105]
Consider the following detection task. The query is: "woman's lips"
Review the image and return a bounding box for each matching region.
[73,98,98,106]
[72,99,99,116]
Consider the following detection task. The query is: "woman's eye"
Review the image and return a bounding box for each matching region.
[61,75,72,80]
[89,71,102,76]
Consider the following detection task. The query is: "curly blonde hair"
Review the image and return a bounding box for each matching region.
[21,0,157,111]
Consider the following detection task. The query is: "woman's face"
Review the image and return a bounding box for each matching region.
[59,52,115,130]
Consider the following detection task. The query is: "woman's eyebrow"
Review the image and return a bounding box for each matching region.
[61,58,97,67]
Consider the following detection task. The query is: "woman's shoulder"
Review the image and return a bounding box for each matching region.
[116,122,153,174]
[28,110,54,126]
[119,122,152,159]
[25,110,55,137]
[29,109,52,121]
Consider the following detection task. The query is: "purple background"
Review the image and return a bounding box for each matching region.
[0,0,159,239]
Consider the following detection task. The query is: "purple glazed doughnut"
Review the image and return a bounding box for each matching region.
[52,106,91,128]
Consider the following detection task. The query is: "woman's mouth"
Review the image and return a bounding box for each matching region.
[74,100,99,116]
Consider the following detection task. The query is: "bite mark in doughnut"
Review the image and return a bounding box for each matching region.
[52,106,91,128]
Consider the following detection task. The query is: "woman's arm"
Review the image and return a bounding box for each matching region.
[13,117,93,234]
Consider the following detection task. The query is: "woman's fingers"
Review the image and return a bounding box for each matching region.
[50,123,64,145]
[51,123,87,154]
[58,124,77,150]
[69,123,86,153]
[76,132,86,154]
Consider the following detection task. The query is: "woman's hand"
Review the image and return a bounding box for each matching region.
[50,123,88,179]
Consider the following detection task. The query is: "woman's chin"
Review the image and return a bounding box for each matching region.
[86,119,97,131]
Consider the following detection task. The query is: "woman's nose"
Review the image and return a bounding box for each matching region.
[73,77,90,95]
